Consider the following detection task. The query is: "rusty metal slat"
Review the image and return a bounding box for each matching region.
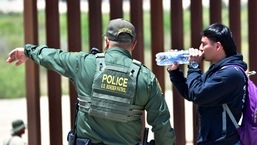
[25,62,41,145]
[45,0,63,145]
[130,0,144,62]
[248,0,257,83]
[24,0,41,145]
[190,0,203,144]
[170,0,186,144]
[47,71,62,145]
[209,0,222,24]
[229,0,241,52]
[67,0,82,128]
[130,1,145,139]
[46,0,60,45]
[171,0,184,49]
[110,0,123,19]
[150,0,164,91]
[67,0,81,52]
[190,0,202,48]
[46,60,63,143]
[89,0,102,51]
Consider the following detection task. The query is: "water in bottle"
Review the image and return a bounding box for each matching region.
[155,50,189,66]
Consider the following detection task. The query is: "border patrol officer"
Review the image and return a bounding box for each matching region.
[7,18,175,145]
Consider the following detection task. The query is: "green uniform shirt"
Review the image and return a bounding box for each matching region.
[24,44,175,145]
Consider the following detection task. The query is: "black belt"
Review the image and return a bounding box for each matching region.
[76,138,106,145]
[76,138,142,145]
[91,143,105,145]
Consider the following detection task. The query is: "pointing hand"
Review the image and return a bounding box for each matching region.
[6,48,28,66]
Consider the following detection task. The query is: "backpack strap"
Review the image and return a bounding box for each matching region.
[218,65,247,138]
[222,104,240,129]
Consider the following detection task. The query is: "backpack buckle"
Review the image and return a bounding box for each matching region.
[247,71,256,77]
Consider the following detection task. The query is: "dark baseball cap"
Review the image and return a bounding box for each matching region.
[105,18,136,43]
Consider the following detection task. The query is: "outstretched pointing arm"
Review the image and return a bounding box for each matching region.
[6,48,28,66]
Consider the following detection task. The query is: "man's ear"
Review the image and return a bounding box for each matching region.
[216,42,222,50]
[105,37,110,49]
[131,40,137,51]
[216,42,227,56]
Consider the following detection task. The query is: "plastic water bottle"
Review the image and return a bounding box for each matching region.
[155,50,189,66]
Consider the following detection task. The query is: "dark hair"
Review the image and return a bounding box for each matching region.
[201,23,237,57]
